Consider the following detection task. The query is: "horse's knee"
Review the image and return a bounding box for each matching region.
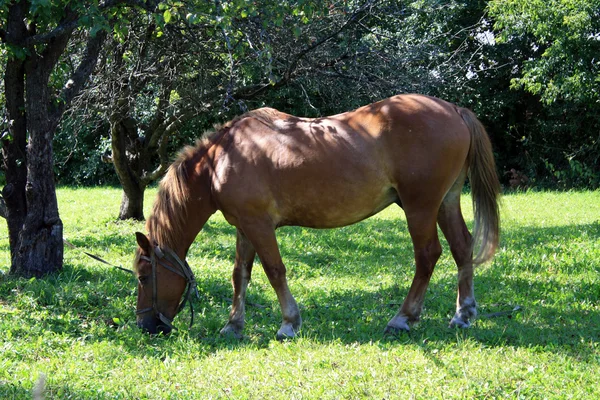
[263,263,287,284]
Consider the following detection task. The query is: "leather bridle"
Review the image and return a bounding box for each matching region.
[135,245,199,331]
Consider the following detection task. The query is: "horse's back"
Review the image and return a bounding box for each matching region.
[212,94,471,228]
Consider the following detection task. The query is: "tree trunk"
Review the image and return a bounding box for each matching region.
[2,37,28,266]
[11,123,64,277]
[0,2,69,277]
[119,183,146,220]
[8,40,65,277]
[110,115,146,221]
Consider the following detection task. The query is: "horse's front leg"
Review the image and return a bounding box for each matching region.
[220,229,256,339]
[240,218,301,340]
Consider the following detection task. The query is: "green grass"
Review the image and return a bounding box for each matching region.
[1,188,599,399]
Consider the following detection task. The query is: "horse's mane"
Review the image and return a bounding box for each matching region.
[145,108,280,249]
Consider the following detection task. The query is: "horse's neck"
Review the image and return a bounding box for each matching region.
[177,167,217,257]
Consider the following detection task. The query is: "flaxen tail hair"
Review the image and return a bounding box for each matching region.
[459,108,501,264]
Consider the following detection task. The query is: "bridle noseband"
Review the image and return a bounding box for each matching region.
[135,245,199,331]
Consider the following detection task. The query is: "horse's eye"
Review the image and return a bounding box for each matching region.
[138,276,149,285]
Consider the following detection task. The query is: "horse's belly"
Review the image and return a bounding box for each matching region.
[276,185,398,229]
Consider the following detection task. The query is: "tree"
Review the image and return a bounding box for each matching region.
[102,0,500,220]
[54,0,509,221]
[84,0,423,220]
[77,5,230,220]
[487,0,600,187]
[101,16,188,220]
[0,0,157,277]
[489,0,600,105]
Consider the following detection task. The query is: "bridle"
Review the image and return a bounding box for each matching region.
[135,245,199,331]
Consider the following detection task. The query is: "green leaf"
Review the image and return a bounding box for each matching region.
[164,9,172,24]
[90,24,104,38]
[186,13,198,23]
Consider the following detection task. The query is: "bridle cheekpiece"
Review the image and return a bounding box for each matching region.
[135,245,199,331]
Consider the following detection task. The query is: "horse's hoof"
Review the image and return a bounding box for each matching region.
[220,324,244,339]
[449,316,471,329]
[449,301,476,328]
[384,324,410,336]
[276,323,297,341]
[384,314,411,336]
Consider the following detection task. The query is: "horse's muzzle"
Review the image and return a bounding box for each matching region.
[137,315,172,335]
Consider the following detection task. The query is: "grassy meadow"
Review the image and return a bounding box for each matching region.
[0,188,599,399]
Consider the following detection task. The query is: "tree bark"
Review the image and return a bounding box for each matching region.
[110,113,147,221]
[1,2,104,277]
[2,10,28,265]
[9,49,65,277]
[119,185,145,220]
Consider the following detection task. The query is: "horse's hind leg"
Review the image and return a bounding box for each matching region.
[220,229,256,338]
[238,218,301,340]
[437,174,477,328]
[385,208,442,334]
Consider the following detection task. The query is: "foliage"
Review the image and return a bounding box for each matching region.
[55,0,491,184]
[54,112,117,186]
[485,0,600,188]
[40,0,600,190]
[1,188,599,398]
[489,0,600,104]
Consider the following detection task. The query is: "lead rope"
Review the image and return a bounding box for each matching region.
[63,239,134,275]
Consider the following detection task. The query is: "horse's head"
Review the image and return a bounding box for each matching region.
[134,232,196,335]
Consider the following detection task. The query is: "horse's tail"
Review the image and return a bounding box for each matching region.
[458,108,501,265]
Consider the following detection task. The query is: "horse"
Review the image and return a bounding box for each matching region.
[133,94,501,339]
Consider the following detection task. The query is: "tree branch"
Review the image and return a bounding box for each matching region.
[141,119,176,184]
[146,88,174,149]
[53,29,108,121]
[25,19,78,46]
[101,0,161,11]
[37,9,78,74]
[283,0,376,81]
[24,0,160,46]
[233,52,353,101]
[225,1,375,102]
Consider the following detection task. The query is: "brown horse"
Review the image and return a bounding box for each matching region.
[133,94,501,338]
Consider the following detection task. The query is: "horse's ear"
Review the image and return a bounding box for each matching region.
[135,232,151,252]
